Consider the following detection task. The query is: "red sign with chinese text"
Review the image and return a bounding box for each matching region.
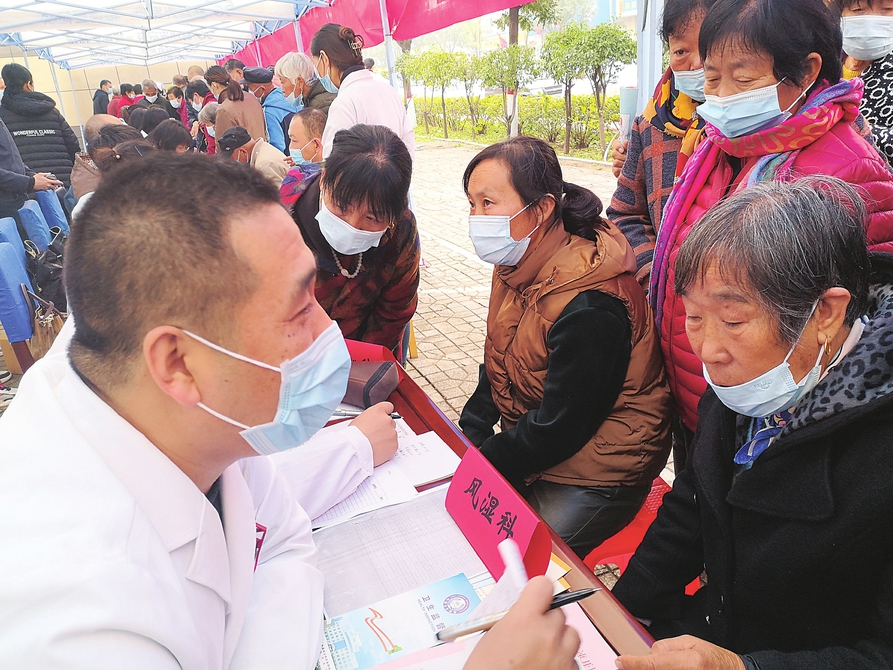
[445,447,551,580]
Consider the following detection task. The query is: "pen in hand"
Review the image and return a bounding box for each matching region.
[331,409,402,420]
[435,587,601,642]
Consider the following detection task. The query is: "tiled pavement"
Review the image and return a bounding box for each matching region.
[407,140,675,489]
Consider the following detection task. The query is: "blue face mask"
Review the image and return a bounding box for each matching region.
[286,91,305,111]
[696,78,808,138]
[672,68,705,102]
[316,52,340,94]
[185,321,350,455]
[290,139,316,166]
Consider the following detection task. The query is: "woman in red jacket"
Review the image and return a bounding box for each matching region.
[651,0,893,455]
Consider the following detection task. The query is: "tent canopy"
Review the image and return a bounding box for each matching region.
[0,0,325,70]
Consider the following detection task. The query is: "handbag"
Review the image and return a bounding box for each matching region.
[24,226,67,312]
[343,361,400,408]
[20,286,66,360]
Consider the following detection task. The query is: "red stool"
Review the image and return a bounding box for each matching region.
[584,477,700,595]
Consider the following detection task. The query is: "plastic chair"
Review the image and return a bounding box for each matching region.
[0,241,35,372]
[35,189,70,235]
[584,477,700,596]
[18,200,52,252]
[0,217,26,266]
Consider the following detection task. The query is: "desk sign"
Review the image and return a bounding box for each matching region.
[445,447,551,580]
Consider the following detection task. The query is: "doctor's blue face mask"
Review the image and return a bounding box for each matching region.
[184,322,351,455]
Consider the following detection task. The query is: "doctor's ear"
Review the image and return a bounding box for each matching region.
[535,194,556,225]
[142,326,205,407]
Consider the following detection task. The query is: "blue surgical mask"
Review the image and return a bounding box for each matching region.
[696,78,808,138]
[468,202,537,266]
[673,68,705,102]
[316,197,386,255]
[191,100,203,112]
[842,15,893,61]
[206,126,216,138]
[316,52,339,94]
[290,139,316,166]
[185,322,350,455]
[286,91,305,111]
[703,303,823,417]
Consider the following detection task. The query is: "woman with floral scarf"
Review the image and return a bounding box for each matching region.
[651,0,893,454]
[607,0,715,290]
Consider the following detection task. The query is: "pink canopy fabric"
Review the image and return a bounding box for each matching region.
[221,0,529,66]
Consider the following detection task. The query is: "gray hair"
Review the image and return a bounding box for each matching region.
[274,52,317,86]
[197,102,219,125]
[142,78,158,91]
[674,176,871,346]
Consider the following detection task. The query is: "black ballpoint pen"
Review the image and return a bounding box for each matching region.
[435,587,602,642]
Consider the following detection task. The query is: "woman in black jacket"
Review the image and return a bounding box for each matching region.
[0,64,80,188]
[613,176,893,670]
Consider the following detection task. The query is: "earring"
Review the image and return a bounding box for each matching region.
[823,338,832,358]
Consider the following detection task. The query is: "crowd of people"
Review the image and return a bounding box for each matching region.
[3,0,893,668]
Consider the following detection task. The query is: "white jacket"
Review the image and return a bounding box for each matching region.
[321,69,415,159]
[0,353,325,669]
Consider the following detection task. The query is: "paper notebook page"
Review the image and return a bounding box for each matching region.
[564,602,619,669]
[391,425,462,487]
[312,464,417,529]
[313,486,488,617]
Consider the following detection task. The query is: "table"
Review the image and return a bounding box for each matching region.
[378,351,654,657]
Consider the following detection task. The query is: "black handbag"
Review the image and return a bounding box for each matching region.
[24,226,66,312]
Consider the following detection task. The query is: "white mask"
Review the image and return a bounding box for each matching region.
[170,98,181,109]
[316,197,387,255]
[703,304,823,417]
[145,94,158,103]
[697,78,808,138]
[673,68,706,101]
[841,15,893,61]
[468,202,537,266]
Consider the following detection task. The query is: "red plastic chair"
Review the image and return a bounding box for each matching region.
[584,477,700,595]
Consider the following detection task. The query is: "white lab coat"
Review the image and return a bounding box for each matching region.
[321,69,415,160]
[0,351,325,669]
[45,318,376,522]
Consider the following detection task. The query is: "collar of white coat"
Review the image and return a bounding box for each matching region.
[54,358,257,608]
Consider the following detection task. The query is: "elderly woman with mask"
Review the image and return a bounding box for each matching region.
[837,0,893,163]
[274,51,335,115]
[651,0,893,465]
[614,176,893,670]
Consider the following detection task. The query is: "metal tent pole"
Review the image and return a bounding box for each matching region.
[48,60,67,119]
[66,67,86,150]
[294,17,304,52]
[636,0,664,116]
[378,0,398,90]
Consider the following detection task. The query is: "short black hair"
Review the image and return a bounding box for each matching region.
[1,63,32,93]
[700,0,842,87]
[120,83,134,96]
[167,85,184,99]
[141,107,169,135]
[186,79,210,100]
[661,0,719,42]
[88,123,141,160]
[65,153,282,388]
[831,0,875,10]
[127,107,147,132]
[148,119,193,151]
[99,79,111,87]
[133,84,143,95]
[324,124,411,225]
[224,58,246,72]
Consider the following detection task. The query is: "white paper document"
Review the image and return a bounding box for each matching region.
[312,464,417,528]
[392,419,462,487]
[313,486,488,617]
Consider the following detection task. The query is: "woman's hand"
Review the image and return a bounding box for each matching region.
[463,576,580,670]
[615,636,747,670]
[612,139,629,178]
[844,55,872,75]
[349,402,398,466]
[190,121,200,138]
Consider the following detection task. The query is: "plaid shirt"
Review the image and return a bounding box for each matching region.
[605,115,682,289]
[292,175,420,351]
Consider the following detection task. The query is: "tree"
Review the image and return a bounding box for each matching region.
[582,23,637,152]
[456,53,484,139]
[482,45,540,137]
[396,51,434,135]
[496,0,559,45]
[426,50,458,139]
[397,39,413,102]
[541,22,589,154]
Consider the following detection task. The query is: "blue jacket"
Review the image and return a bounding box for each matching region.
[262,88,294,153]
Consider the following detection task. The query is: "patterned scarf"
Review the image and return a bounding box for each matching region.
[735,411,792,468]
[279,162,323,208]
[649,78,865,331]
[642,68,708,179]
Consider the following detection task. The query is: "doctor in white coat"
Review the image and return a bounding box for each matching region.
[0,152,579,670]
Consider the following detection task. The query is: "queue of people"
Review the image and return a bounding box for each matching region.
[5,2,893,669]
